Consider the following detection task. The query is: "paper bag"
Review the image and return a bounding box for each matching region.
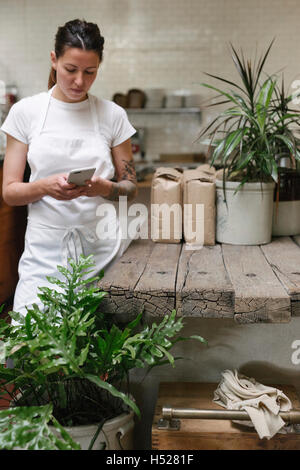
[196,164,216,176]
[183,167,216,247]
[151,167,182,243]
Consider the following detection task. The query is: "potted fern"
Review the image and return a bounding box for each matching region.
[200,41,300,244]
[0,255,205,450]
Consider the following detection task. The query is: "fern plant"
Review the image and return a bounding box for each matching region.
[0,405,80,450]
[0,254,206,449]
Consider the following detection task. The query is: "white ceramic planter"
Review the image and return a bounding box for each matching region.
[216,179,275,245]
[11,392,135,451]
[272,200,300,236]
[51,410,135,450]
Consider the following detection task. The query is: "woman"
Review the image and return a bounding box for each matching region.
[1,19,137,318]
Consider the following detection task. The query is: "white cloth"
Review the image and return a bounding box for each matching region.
[1,85,136,321]
[213,369,293,439]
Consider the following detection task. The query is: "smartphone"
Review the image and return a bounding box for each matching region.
[67,167,96,186]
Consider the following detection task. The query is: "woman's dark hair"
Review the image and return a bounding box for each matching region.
[48,19,104,89]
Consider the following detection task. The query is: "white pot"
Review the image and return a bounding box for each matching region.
[216,180,275,245]
[51,410,135,450]
[272,200,300,236]
[11,392,135,451]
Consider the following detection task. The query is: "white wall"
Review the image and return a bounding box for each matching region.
[1,0,300,99]
[1,0,300,159]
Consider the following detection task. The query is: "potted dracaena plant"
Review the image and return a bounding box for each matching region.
[0,254,206,450]
[199,40,300,245]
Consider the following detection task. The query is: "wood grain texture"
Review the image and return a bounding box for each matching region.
[152,382,300,450]
[262,237,300,317]
[287,235,300,317]
[99,240,182,319]
[222,244,291,323]
[293,235,300,248]
[98,233,300,323]
[261,237,300,296]
[98,238,154,320]
[176,244,234,318]
[134,242,182,318]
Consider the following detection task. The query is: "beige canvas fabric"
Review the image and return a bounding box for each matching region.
[213,369,293,439]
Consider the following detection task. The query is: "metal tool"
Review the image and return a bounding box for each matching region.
[157,405,300,431]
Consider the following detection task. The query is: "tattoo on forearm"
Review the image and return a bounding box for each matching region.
[121,160,137,184]
[104,159,137,201]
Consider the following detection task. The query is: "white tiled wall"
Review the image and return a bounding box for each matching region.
[1,0,300,158]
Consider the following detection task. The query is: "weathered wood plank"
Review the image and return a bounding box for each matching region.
[222,244,291,323]
[134,243,182,318]
[176,244,234,318]
[293,235,300,247]
[291,235,300,317]
[98,238,154,320]
[292,236,300,315]
[261,237,300,316]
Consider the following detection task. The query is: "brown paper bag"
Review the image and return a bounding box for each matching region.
[151,167,182,243]
[183,167,216,247]
[215,168,225,180]
[196,164,216,176]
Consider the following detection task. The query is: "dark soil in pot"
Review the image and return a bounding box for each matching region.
[274,168,300,202]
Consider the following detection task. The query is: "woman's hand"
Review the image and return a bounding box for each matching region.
[76,139,138,201]
[82,176,112,198]
[43,173,87,200]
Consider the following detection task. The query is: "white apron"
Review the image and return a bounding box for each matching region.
[13,85,131,318]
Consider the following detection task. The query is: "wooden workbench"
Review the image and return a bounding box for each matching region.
[98,236,300,324]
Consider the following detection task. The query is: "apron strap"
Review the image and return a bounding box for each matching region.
[34,85,55,137]
[61,226,98,267]
[88,94,100,134]
[34,86,99,137]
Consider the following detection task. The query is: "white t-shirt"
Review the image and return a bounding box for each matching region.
[0,91,136,148]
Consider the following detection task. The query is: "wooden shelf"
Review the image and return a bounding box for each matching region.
[126,107,201,115]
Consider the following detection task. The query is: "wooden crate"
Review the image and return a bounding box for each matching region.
[152,382,300,450]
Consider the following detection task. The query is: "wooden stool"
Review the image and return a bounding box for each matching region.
[152,382,300,450]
